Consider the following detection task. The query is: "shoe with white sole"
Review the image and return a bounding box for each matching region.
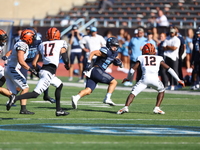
[71,96,78,109]
[153,107,165,114]
[117,107,129,114]
[103,99,116,106]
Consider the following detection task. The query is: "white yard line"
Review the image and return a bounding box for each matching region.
[27,80,200,95]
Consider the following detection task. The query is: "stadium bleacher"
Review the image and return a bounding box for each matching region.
[43,0,200,29]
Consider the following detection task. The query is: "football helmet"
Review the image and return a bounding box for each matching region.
[106,37,119,50]
[142,43,156,55]
[20,29,36,45]
[46,27,60,40]
[0,29,8,46]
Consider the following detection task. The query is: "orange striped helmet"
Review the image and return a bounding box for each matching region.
[46,27,60,40]
[0,29,8,46]
[142,43,156,55]
[20,29,36,45]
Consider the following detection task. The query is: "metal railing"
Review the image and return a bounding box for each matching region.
[0,18,199,29]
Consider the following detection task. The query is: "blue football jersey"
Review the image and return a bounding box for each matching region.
[94,47,118,70]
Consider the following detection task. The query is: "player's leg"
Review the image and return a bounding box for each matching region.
[0,87,12,97]
[5,67,34,114]
[117,80,147,114]
[77,52,83,82]
[68,52,75,81]
[50,76,69,116]
[92,68,117,106]
[152,80,165,114]
[103,78,117,106]
[0,76,6,87]
[43,88,56,103]
[71,77,96,109]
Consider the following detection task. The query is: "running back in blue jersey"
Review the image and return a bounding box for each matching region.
[94,47,118,70]
[26,35,42,61]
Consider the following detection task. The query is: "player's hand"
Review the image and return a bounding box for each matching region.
[28,68,39,77]
[1,56,8,61]
[178,80,185,87]
[122,78,130,83]
[64,64,70,70]
[85,61,92,71]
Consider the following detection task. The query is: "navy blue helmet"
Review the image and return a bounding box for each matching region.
[106,37,119,50]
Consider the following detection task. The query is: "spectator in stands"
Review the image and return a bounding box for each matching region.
[141,31,157,50]
[185,28,194,73]
[123,27,147,86]
[98,0,115,14]
[68,24,84,82]
[163,28,180,90]
[156,10,169,27]
[190,29,200,90]
[117,32,130,74]
[80,26,91,82]
[11,27,23,49]
[79,26,106,65]
[133,29,138,38]
[174,26,186,81]
[157,32,168,88]
[152,27,159,45]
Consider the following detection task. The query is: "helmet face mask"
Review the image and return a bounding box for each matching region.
[20,29,36,45]
[106,37,119,51]
[0,29,8,46]
[46,27,61,41]
[142,43,156,55]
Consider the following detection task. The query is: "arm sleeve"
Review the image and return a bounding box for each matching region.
[167,68,180,81]
[61,52,69,66]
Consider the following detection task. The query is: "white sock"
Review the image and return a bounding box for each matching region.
[155,106,159,109]
[75,95,81,101]
[105,93,112,100]
[124,106,128,109]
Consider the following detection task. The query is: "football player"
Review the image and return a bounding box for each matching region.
[22,27,56,103]
[117,43,185,115]
[6,27,70,116]
[4,29,37,114]
[71,37,122,109]
[0,29,8,87]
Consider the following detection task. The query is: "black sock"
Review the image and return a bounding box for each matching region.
[15,91,39,102]
[21,105,26,111]
[43,88,49,99]
[55,84,63,111]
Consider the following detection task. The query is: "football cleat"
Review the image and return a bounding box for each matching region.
[117,107,129,114]
[103,99,116,106]
[153,107,165,114]
[19,110,35,115]
[71,96,78,109]
[56,110,70,116]
[43,96,56,103]
[6,94,16,111]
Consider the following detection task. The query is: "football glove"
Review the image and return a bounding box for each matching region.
[85,61,92,71]
[64,64,70,70]
[1,56,8,61]
[113,58,123,68]
[28,68,39,77]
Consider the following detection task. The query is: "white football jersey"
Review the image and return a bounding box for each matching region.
[38,40,68,67]
[0,45,5,54]
[137,55,164,79]
[7,41,29,69]
[131,55,165,96]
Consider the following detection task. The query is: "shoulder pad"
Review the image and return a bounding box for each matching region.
[16,42,28,52]
[100,47,109,54]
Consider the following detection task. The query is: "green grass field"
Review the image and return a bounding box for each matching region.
[0,81,200,150]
